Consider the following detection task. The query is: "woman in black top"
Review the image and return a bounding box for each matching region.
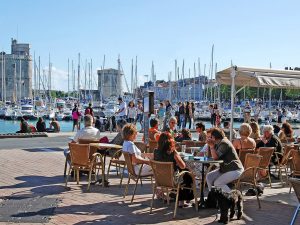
[154,132,194,205]
[185,102,191,129]
[36,117,46,132]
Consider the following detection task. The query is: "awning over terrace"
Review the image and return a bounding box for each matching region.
[216,67,300,89]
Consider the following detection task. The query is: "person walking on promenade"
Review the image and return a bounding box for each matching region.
[243,101,252,123]
[136,100,144,131]
[209,104,216,127]
[185,101,192,129]
[127,100,137,123]
[72,104,81,132]
[163,100,173,131]
[116,97,127,121]
[157,102,165,130]
[178,102,186,129]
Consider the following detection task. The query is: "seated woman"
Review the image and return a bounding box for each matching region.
[232,123,256,153]
[206,128,244,192]
[175,128,191,142]
[154,132,194,206]
[16,117,31,133]
[196,122,207,142]
[278,122,293,142]
[249,121,260,140]
[36,117,46,132]
[122,124,153,176]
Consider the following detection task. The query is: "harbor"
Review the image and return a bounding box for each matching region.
[1,1,300,225]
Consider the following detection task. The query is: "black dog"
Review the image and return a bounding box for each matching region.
[211,188,243,224]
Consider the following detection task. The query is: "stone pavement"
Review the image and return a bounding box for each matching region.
[0,132,298,225]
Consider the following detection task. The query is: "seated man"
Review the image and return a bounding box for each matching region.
[47,118,61,133]
[65,115,101,161]
[110,119,127,145]
[165,116,178,138]
[256,125,283,165]
[72,115,101,143]
[143,118,161,142]
[222,121,237,140]
[196,122,207,142]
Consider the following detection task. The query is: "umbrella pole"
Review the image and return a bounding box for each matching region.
[230,67,236,141]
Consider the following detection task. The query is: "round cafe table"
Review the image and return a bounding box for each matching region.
[184,155,223,209]
[89,143,122,186]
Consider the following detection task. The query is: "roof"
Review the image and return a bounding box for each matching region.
[216,66,300,89]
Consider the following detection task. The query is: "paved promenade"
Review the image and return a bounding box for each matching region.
[0,132,298,225]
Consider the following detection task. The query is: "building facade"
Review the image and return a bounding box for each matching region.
[97,68,123,100]
[0,39,32,102]
[136,76,207,102]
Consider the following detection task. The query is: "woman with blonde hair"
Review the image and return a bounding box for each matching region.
[233,123,256,153]
[249,121,260,140]
[122,124,153,176]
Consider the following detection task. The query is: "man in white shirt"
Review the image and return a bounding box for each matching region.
[72,115,101,142]
[116,97,127,120]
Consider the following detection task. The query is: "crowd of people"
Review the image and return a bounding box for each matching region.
[63,98,297,210]
[17,117,61,133]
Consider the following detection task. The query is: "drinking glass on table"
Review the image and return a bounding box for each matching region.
[191,148,195,156]
[181,144,186,153]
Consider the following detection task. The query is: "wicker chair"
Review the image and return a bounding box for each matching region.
[236,153,263,208]
[66,143,105,190]
[134,141,148,153]
[123,152,153,203]
[289,150,300,193]
[274,145,294,186]
[193,141,206,147]
[289,178,300,225]
[149,160,198,218]
[63,139,99,177]
[107,149,126,187]
[257,147,274,187]
[281,137,295,144]
[239,148,255,166]
[148,140,158,153]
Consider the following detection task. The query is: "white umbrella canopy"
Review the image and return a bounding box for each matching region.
[216,67,300,89]
[216,66,300,141]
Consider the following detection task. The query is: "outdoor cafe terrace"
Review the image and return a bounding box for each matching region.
[0,131,299,225]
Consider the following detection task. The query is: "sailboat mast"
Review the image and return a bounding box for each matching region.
[84,59,87,101]
[33,52,36,103]
[48,53,51,103]
[204,64,207,101]
[71,60,74,98]
[135,56,137,98]
[67,58,69,97]
[210,44,214,102]
[182,60,185,101]
[1,51,3,102]
[88,61,91,99]
[19,55,22,102]
[3,52,6,102]
[198,58,201,101]
[193,62,196,101]
[188,68,191,101]
[90,58,93,101]
[38,56,41,98]
[100,55,105,103]
[131,58,133,94]
[78,53,80,102]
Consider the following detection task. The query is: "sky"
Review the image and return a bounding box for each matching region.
[0,0,300,91]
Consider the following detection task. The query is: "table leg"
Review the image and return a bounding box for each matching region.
[92,150,109,187]
[199,163,206,209]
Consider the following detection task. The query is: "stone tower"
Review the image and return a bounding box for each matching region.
[97,68,123,100]
[0,38,32,102]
